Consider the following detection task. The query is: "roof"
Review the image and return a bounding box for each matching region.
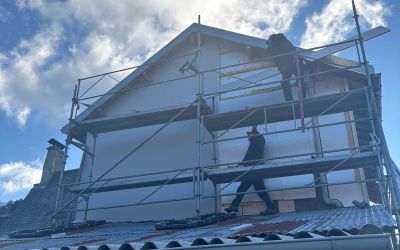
[0,170,79,235]
[61,23,389,139]
[61,23,269,135]
[0,205,395,250]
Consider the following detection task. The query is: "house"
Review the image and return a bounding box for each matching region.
[0,20,399,250]
[58,22,389,223]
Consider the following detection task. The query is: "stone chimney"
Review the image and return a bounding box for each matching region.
[40,139,66,186]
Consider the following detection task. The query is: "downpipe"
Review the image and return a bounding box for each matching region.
[319,173,344,208]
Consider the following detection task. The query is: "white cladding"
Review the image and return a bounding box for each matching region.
[217,51,365,211]
[76,41,218,222]
[76,37,366,222]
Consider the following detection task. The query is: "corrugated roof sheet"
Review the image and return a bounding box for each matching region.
[0,205,395,250]
[229,220,309,238]
[263,205,395,234]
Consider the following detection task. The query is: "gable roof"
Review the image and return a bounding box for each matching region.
[62,23,270,134]
[62,23,388,137]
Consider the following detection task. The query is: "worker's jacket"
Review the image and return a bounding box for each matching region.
[265,36,297,74]
[242,134,265,166]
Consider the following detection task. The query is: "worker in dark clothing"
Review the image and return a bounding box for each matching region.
[225,126,278,215]
[265,33,306,102]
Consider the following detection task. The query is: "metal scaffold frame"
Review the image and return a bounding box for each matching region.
[54,1,400,246]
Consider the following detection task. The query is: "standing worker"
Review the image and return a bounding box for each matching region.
[265,33,306,102]
[225,126,278,215]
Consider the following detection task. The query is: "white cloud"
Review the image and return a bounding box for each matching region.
[1,0,308,127]
[300,0,390,48]
[16,106,31,127]
[0,159,42,195]
[0,25,61,127]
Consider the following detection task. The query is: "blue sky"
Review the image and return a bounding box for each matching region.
[0,0,399,202]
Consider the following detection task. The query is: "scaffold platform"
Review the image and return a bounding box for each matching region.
[76,99,212,134]
[68,172,195,194]
[204,89,367,132]
[206,151,378,184]
[74,88,366,137]
[67,151,377,194]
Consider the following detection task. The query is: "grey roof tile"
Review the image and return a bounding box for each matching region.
[262,205,395,234]
[0,205,395,250]
[0,170,79,235]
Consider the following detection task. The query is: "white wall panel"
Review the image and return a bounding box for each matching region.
[313,75,365,205]
[103,46,198,116]
[76,120,216,222]
[218,123,316,206]
[76,39,221,222]
[217,50,366,209]
[217,48,317,206]
[75,37,368,221]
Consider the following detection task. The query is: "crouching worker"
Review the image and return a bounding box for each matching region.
[265,33,306,102]
[225,126,278,215]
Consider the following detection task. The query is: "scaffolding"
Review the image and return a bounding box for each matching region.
[54,1,399,246]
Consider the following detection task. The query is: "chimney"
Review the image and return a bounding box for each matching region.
[40,138,66,186]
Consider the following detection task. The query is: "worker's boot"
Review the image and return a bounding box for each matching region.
[224,205,239,213]
[260,204,278,216]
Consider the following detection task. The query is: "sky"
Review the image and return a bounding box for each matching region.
[0,0,399,202]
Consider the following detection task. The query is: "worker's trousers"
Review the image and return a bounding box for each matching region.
[231,180,274,209]
[281,71,307,102]
[280,57,306,102]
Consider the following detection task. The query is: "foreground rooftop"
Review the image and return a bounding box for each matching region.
[0,205,395,250]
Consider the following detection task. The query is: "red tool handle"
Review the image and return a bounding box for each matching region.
[293,55,305,132]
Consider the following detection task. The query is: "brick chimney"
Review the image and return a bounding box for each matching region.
[40,139,66,186]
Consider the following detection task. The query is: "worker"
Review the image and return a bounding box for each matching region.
[225,126,278,215]
[265,33,306,102]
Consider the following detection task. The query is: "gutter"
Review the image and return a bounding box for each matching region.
[170,234,392,250]
[57,233,392,250]
[319,173,344,208]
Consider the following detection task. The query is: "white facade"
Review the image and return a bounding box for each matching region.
[74,33,368,222]
[216,50,366,214]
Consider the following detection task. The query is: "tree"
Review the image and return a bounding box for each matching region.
[0,199,23,215]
